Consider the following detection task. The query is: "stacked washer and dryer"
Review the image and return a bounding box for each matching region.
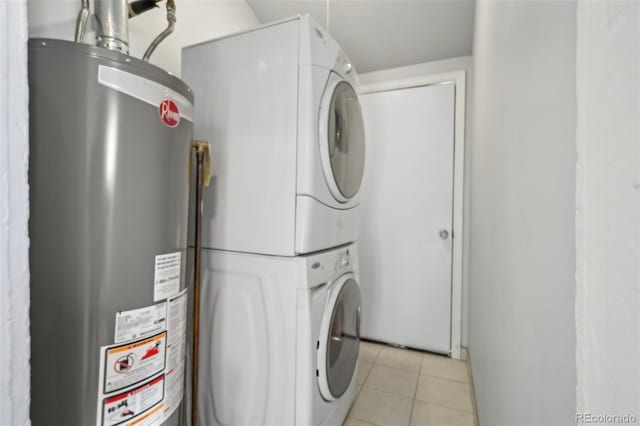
[182,16,366,426]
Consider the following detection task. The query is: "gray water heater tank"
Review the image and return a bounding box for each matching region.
[29,39,193,426]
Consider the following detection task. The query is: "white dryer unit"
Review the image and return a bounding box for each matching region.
[197,244,361,425]
[182,16,366,256]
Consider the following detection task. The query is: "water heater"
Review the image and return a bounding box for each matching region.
[29,38,194,426]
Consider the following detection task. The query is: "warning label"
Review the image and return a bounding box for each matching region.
[115,303,167,344]
[104,332,167,394]
[97,291,188,425]
[153,252,181,301]
[102,375,165,426]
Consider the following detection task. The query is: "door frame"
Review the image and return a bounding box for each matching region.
[358,71,466,360]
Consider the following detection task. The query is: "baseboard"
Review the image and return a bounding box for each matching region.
[465,346,481,426]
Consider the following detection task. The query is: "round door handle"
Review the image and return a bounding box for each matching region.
[439,229,449,240]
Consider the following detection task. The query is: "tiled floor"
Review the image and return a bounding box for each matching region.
[344,340,478,426]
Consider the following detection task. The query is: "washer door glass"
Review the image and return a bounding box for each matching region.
[325,278,361,398]
[327,81,366,199]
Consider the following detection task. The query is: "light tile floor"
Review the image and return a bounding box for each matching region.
[344,341,478,426]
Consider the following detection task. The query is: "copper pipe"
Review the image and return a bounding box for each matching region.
[191,146,205,426]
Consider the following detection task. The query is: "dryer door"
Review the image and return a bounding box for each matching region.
[319,73,366,203]
[317,273,361,401]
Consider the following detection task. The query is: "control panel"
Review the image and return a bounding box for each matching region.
[303,244,356,289]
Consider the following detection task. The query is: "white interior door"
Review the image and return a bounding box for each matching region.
[359,83,455,354]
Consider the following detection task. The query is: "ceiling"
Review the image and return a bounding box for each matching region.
[246,0,475,73]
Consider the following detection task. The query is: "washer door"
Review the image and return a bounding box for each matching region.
[317,274,362,401]
[319,73,366,203]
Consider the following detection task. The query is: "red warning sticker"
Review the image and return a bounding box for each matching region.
[104,332,167,394]
[102,375,165,426]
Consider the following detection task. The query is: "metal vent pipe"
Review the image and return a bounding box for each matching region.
[95,0,130,53]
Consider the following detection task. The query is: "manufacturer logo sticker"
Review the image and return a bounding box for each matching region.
[159,99,180,128]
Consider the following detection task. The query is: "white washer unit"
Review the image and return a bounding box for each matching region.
[295,247,361,426]
[182,15,366,256]
[197,244,361,425]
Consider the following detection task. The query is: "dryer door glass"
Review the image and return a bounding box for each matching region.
[325,277,361,398]
[328,82,365,199]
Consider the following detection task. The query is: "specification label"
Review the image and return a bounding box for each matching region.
[162,289,188,419]
[153,252,181,301]
[115,303,167,344]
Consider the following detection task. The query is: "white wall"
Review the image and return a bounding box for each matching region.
[359,56,473,349]
[0,0,31,424]
[468,1,577,425]
[575,0,640,418]
[27,0,260,76]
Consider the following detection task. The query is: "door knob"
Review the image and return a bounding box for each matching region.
[439,229,449,240]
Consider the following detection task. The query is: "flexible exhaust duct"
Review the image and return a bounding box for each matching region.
[95,0,130,53]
